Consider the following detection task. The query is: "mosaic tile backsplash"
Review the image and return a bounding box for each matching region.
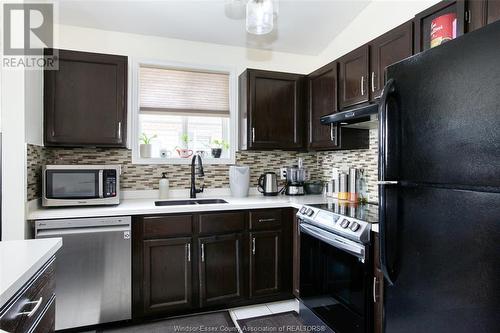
[317,129,379,202]
[26,129,378,202]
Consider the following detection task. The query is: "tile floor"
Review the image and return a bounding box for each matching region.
[229,299,299,332]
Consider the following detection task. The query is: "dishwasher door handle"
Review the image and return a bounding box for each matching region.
[36,225,131,237]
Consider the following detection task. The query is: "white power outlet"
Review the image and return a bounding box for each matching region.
[280,168,287,180]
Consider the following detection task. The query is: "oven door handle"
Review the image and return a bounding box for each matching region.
[300,223,366,262]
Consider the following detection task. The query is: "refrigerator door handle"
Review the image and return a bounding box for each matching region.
[378,79,396,181]
[379,78,399,286]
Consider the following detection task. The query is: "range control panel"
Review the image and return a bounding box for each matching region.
[297,205,371,243]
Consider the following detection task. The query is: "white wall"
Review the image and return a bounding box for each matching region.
[55,24,318,75]
[313,0,441,69]
[1,68,28,240]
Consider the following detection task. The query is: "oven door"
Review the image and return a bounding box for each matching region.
[299,222,372,333]
[45,169,101,200]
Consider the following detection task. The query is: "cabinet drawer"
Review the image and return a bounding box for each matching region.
[0,258,55,333]
[32,295,55,333]
[249,209,282,230]
[143,215,193,238]
[198,212,246,235]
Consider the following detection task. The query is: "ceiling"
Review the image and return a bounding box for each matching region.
[56,0,370,55]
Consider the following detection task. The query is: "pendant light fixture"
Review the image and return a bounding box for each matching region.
[246,0,274,35]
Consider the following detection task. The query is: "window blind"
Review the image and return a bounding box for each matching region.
[139,66,229,117]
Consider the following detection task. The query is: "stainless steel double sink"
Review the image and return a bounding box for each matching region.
[154,198,228,206]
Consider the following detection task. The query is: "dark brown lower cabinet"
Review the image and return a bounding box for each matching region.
[292,210,300,298]
[133,209,293,320]
[199,234,244,307]
[142,237,193,315]
[373,233,384,333]
[0,257,56,333]
[249,230,282,297]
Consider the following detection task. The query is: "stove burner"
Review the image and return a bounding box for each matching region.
[307,201,378,224]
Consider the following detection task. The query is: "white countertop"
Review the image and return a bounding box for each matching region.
[27,194,379,233]
[0,238,62,308]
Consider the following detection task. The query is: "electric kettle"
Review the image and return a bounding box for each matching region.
[258,172,279,196]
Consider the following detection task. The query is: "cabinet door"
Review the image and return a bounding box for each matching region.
[142,238,193,315]
[466,0,500,32]
[339,45,369,109]
[199,234,244,307]
[249,230,282,297]
[308,62,340,150]
[369,21,413,99]
[414,1,465,53]
[292,211,300,298]
[486,0,500,23]
[44,49,127,147]
[373,233,384,333]
[247,70,305,150]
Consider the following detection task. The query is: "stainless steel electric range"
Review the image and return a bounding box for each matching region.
[296,201,378,333]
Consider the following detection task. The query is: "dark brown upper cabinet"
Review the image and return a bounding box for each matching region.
[414,1,465,53]
[307,62,369,151]
[338,45,370,109]
[239,69,305,150]
[465,0,500,32]
[198,234,245,307]
[307,62,340,150]
[44,49,128,147]
[369,21,414,99]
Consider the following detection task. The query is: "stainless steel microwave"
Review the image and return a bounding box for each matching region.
[42,165,121,207]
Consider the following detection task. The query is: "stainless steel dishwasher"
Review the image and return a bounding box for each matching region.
[35,216,131,330]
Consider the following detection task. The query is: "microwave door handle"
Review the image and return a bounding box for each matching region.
[98,170,104,198]
[300,223,365,262]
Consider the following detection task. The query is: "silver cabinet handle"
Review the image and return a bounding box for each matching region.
[361,76,365,96]
[186,243,191,262]
[371,72,376,93]
[330,124,338,145]
[201,243,205,262]
[251,127,255,143]
[117,121,122,140]
[258,218,277,223]
[18,297,43,317]
[373,277,377,303]
[252,238,256,255]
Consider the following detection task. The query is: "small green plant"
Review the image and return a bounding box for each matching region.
[140,133,157,145]
[211,139,230,150]
[180,134,191,147]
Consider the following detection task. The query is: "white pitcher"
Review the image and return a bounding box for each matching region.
[229,165,250,198]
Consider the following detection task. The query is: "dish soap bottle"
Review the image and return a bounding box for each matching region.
[159,173,169,199]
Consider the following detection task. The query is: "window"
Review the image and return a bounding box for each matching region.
[132,62,235,164]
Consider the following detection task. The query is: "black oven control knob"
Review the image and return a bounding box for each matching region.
[340,219,350,229]
[306,208,314,217]
[300,207,307,214]
[349,222,360,232]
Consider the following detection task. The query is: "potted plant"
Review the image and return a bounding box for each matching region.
[175,134,193,158]
[211,139,229,158]
[140,133,157,158]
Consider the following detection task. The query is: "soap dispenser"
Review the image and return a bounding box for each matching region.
[159,172,169,199]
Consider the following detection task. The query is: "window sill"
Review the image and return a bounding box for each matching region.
[132,157,235,165]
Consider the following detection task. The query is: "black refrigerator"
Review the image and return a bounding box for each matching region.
[378,21,500,333]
